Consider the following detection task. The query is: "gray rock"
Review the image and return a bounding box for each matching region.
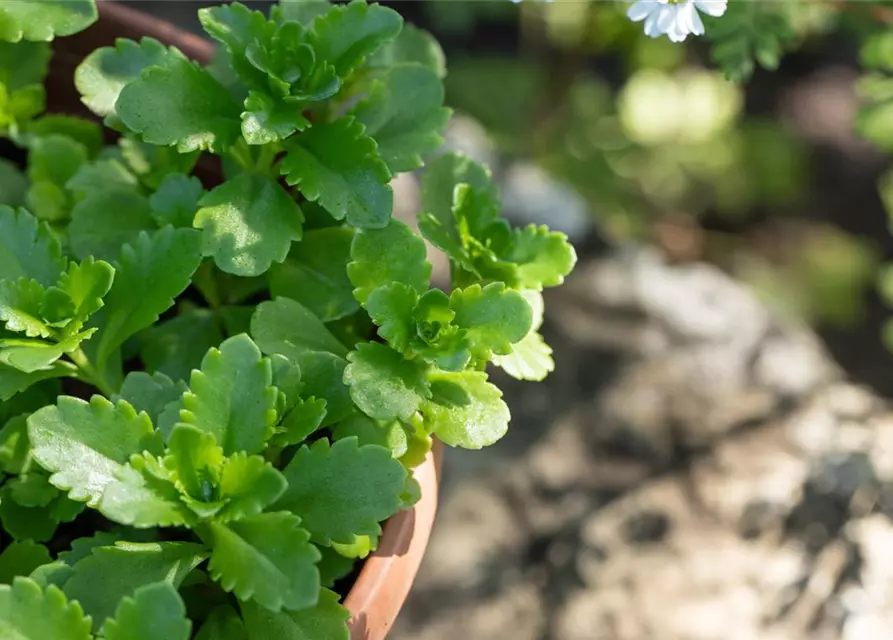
[499,162,592,243]
[394,248,893,640]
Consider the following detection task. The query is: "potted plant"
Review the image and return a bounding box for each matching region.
[0,0,576,638]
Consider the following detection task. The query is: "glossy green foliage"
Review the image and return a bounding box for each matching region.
[0,1,576,637]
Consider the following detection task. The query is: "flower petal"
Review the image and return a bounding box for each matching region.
[688,3,705,35]
[668,28,688,43]
[656,5,677,33]
[676,2,701,36]
[694,0,727,17]
[644,9,663,37]
[627,0,657,22]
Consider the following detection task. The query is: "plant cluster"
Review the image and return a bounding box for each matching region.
[0,0,575,637]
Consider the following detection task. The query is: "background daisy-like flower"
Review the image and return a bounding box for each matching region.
[627,0,728,43]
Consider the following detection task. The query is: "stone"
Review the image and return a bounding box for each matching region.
[499,161,592,242]
[410,483,525,593]
[397,584,545,640]
[395,249,893,640]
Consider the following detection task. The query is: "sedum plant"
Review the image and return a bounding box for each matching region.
[0,0,576,637]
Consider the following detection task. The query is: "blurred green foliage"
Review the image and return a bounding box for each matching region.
[421,0,892,331]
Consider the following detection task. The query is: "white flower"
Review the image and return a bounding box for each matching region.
[627,0,727,43]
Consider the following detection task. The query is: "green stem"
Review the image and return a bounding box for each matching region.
[69,348,116,398]
[227,139,255,173]
[255,143,279,174]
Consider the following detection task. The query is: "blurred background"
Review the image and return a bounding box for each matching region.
[133,1,893,638]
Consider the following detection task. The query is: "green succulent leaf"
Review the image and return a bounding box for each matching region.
[0,158,27,208]
[13,479,58,517]
[0,413,30,474]
[104,581,192,640]
[280,117,393,229]
[241,90,311,146]
[10,472,61,509]
[179,334,278,456]
[0,83,44,133]
[198,2,270,91]
[251,297,348,360]
[0,332,95,374]
[492,331,553,382]
[272,397,328,448]
[0,206,65,286]
[6,481,57,525]
[0,541,52,584]
[26,134,89,222]
[54,533,120,569]
[422,370,509,449]
[449,283,532,359]
[241,588,349,640]
[268,227,359,322]
[0,482,83,542]
[0,39,51,92]
[118,136,200,191]
[491,289,553,381]
[150,173,205,229]
[0,278,49,338]
[0,1,97,43]
[291,352,352,426]
[333,414,407,459]
[165,423,225,504]
[62,541,206,632]
[99,452,195,528]
[315,545,355,589]
[115,372,187,428]
[344,342,431,422]
[419,181,514,282]
[116,56,242,153]
[27,562,73,592]
[308,0,402,77]
[409,289,470,371]
[0,361,73,402]
[75,37,184,127]
[272,0,334,25]
[66,159,138,200]
[55,257,116,324]
[347,219,431,304]
[420,152,497,240]
[351,64,450,173]
[274,436,407,545]
[26,115,103,156]
[35,288,75,329]
[139,307,224,385]
[0,577,91,640]
[195,605,247,640]
[92,227,202,373]
[364,283,418,352]
[195,174,304,277]
[0,39,49,135]
[27,395,160,506]
[270,354,303,413]
[216,452,288,522]
[330,534,376,560]
[204,511,320,612]
[368,23,446,79]
[69,189,155,262]
[507,225,576,290]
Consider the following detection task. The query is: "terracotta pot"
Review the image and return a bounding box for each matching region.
[47,3,442,638]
